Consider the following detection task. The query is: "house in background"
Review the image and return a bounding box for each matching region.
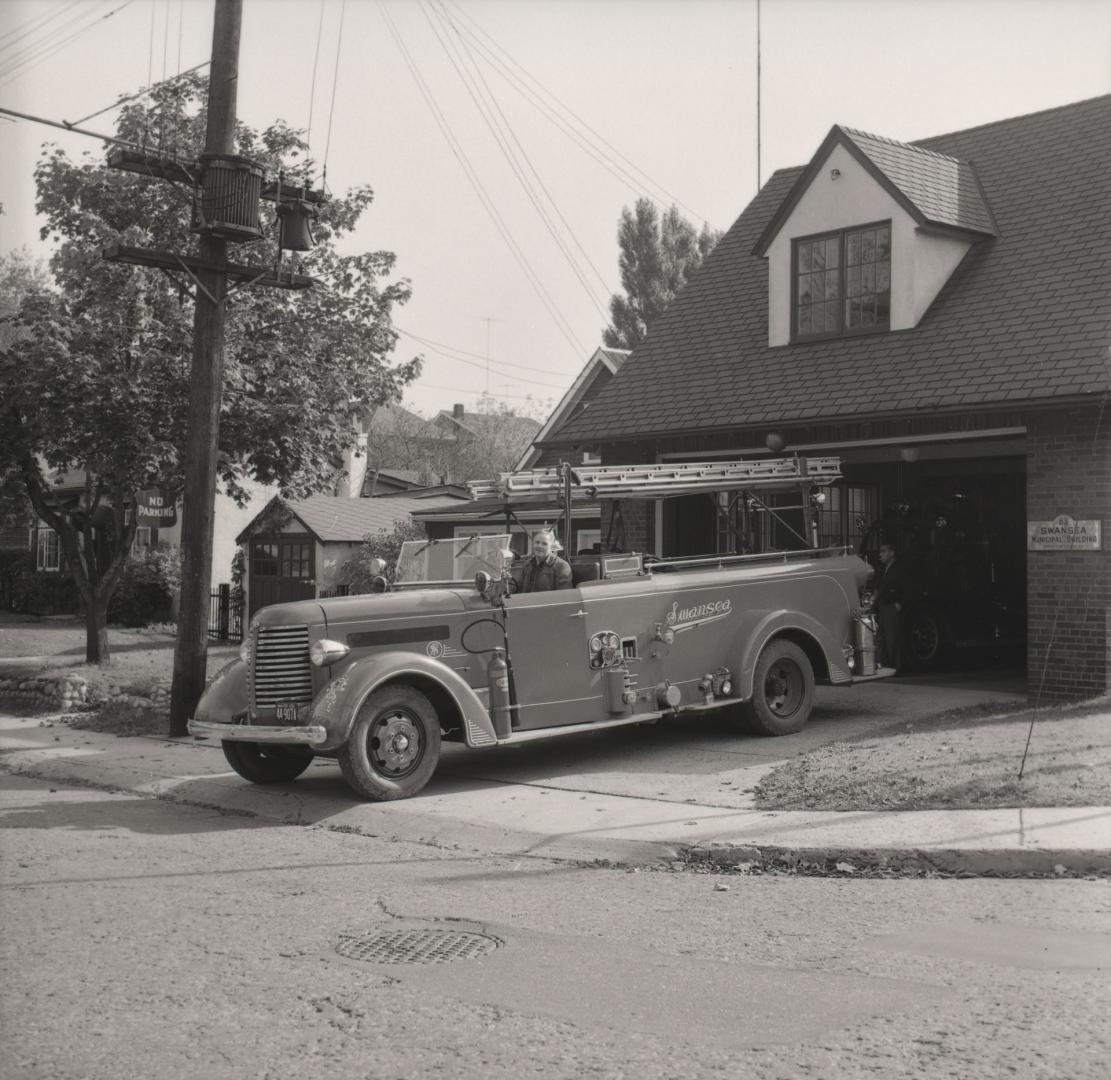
[410,347,629,555]
[236,491,469,620]
[538,95,1111,702]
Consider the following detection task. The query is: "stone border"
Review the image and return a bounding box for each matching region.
[0,674,170,714]
[0,673,89,711]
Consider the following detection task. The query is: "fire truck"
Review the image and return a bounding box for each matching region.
[189,456,892,801]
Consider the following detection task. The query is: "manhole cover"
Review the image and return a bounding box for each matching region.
[335,928,502,965]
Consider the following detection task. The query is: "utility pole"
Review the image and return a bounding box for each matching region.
[169,0,241,736]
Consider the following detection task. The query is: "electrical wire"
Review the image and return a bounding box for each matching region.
[0,0,114,79]
[0,0,135,89]
[67,61,209,127]
[321,0,347,188]
[378,1,586,358]
[304,0,326,179]
[422,0,611,322]
[434,0,611,300]
[441,0,711,225]
[407,336,569,390]
[0,0,83,55]
[416,381,560,403]
[395,326,570,377]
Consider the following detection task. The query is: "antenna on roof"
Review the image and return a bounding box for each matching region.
[756,0,762,192]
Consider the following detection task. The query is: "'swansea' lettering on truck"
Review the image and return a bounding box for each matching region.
[665,598,733,630]
[347,626,451,648]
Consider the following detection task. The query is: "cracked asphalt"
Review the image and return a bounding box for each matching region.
[2,772,1109,1080]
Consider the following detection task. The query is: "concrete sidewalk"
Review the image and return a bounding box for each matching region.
[1,710,1108,876]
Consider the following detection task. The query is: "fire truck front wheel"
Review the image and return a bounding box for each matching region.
[740,639,815,736]
[339,685,442,801]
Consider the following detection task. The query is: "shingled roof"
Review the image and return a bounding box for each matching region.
[546,95,1111,448]
[237,493,466,544]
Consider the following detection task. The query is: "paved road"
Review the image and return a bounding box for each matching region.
[2,772,1108,1080]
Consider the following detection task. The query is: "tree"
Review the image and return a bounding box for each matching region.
[341,519,427,591]
[603,199,722,350]
[0,75,420,662]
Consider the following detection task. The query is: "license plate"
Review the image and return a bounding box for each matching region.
[275,703,300,723]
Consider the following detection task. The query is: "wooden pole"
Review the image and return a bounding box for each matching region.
[170,0,242,736]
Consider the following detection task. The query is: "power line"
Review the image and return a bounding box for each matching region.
[442,0,712,226]
[0,0,135,89]
[422,0,611,322]
[0,0,83,55]
[395,326,572,376]
[0,0,112,78]
[378,1,586,357]
[398,328,569,390]
[66,61,209,128]
[321,0,347,187]
[417,380,558,403]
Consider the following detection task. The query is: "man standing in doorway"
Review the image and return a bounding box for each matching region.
[876,541,907,673]
[517,528,573,593]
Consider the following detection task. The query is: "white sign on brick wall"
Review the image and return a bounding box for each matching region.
[1027,514,1102,551]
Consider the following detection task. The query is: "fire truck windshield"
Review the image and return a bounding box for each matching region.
[395,534,512,583]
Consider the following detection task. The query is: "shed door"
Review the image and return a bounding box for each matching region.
[503,588,594,731]
[248,538,317,618]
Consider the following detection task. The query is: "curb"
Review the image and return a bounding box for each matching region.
[682,842,1111,878]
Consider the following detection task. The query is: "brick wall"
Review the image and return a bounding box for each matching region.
[1026,407,1111,702]
[600,499,654,554]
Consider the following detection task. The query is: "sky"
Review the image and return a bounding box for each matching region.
[1,0,1110,422]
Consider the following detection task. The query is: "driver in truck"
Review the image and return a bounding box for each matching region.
[516,528,573,592]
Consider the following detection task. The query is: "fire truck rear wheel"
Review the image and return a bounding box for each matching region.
[221,741,315,784]
[339,685,441,801]
[741,639,814,736]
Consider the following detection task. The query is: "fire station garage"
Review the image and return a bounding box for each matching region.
[540,97,1111,702]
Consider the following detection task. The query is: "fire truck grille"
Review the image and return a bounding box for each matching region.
[252,625,313,708]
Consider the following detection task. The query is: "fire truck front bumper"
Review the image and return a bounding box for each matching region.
[187,719,329,747]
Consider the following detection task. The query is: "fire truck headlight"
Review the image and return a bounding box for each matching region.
[720,678,734,697]
[590,634,603,653]
[310,639,351,667]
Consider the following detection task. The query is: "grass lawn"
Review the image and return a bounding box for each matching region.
[754,698,1111,810]
[0,612,237,701]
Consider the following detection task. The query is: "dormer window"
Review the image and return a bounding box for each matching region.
[794,222,891,340]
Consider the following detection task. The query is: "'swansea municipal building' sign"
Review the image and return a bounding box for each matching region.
[1027,514,1102,551]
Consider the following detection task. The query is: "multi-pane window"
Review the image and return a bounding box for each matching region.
[251,541,279,577]
[132,526,152,552]
[815,485,879,551]
[36,527,60,572]
[280,542,313,579]
[795,223,891,339]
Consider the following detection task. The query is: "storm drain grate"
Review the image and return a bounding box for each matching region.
[335,928,502,965]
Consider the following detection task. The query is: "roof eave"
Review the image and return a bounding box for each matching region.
[752,125,930,257]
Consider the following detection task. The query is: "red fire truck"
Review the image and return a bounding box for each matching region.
[189,457,891,800]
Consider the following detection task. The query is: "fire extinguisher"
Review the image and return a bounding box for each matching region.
[487,648,512,740]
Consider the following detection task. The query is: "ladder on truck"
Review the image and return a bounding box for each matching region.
[466,455,843,553]
[466,455,842,502]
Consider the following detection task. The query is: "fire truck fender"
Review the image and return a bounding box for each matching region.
[194,659,249,723]
[309,652,498,750]
[734,610,844,699]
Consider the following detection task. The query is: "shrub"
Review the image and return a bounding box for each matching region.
[108,544,181,627]
[342,520,426,591]
[0,548,34,610]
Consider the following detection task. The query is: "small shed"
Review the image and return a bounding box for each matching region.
[236,493,466,619]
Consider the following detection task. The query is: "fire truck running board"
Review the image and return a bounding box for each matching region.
[500,699,736,743]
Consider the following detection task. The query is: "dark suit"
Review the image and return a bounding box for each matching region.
[876,558,908,670]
